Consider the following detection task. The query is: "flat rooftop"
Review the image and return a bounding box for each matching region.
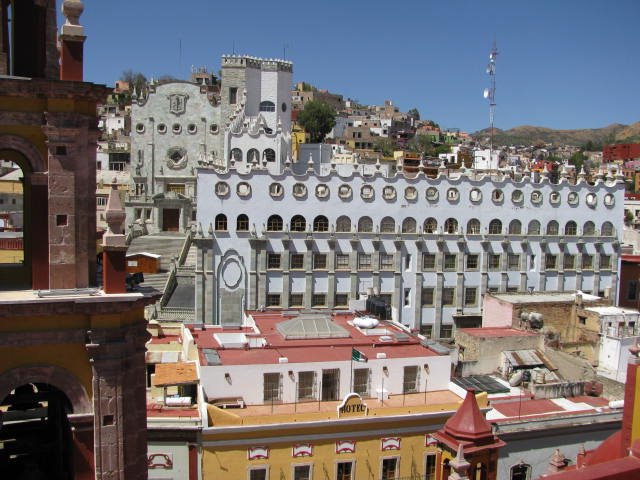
[490,291,601,304]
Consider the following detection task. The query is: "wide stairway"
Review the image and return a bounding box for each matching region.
[127,233,197,322]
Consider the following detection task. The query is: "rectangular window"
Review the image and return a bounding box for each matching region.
[312,293,326,307]
[403,366,419,393]
[293,465,311,480]
[564,254,576,271]
[422,253,436,270]
[420,325,433,338]
[600,254,611,270]
[135,183,146,196]
[96,196,108,206]
[403,288,411,307]
[336,253,350,270]
[545,254,557,270]
[266,293,280,307]
[582,254,593,270]
[166,183,186,195]
[358,253,372,270]
[444,254,457,271]
[380,253,394,270]
[297,371,316,400]
[289,293,304,307]
[249,467,267,480]
[508,254,520,271]
[313,253,327,270]
[405,253,412,271]
[489,254,501,271]
[229,86,238,104]
[335,293,349,307]
[263,373,281,402]
[421,287,434,306]
[466,254,479,270]
[442,287,455,306]
[267,253,281,269]
[353,368,370,397]
[381,457,398,480]
[290,253,304,269]
[336,461,353,480]
[322,369,340,401]
[464,287,477,306]
[440,324,453,339]
[425,454,436,480]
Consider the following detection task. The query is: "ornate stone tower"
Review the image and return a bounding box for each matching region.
[432,389,505,480]
[0,2,158,479]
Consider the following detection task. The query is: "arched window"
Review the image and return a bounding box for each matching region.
[583,221,595,235]
[402,217,416,233]
[291,215,306,232]
[467,219,481,235]
[313,215,329,232]
[424,217,438,234]
[565,221,577,236]
[528,220,541,235]
[336,216,351,232]
[602,221,614,236]
[215,214,227,231]
[247,148,260,163]
[263,148,276,162]
[358,216,373,233]
[489,219,502,235]
[380,216,395,233]
[510,463,531,480]
[547,220,559,235]
[259,101,276,112]
[229,148,242,162]
[236,214,249,231]
[267,214,283,231]
[509,220,522,235]
[444,218,458,234]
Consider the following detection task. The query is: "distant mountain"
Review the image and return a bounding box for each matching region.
[473,122,640,147]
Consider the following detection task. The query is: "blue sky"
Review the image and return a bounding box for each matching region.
[77,0,639,133]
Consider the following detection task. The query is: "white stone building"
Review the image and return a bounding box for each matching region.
[193,165,625,338]
[126,55,292,233]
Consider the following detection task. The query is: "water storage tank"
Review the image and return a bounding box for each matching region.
[353,316,380,329]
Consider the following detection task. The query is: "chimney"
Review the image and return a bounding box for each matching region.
[101,180,127,293]
[59,0,86,81]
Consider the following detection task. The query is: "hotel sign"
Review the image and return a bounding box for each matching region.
[337,393,368,418]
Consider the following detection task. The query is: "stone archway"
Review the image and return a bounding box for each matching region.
[0,134,48,289]
[0,364,91,414]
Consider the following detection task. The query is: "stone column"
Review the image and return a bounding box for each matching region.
[480,238,489,296]
[349,237,359,301]
[87,322,150,480]
[519,241,529,292]
[304,238,313,309]
[248,239,259,309]
[30,172,49,290]
[281,239,291,308]
[327,238,336,309]
[102,182,127,294]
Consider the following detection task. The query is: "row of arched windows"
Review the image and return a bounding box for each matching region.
[229,148,276,163]
[213,214,615,236]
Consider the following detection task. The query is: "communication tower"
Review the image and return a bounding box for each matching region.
[483,41,498,157]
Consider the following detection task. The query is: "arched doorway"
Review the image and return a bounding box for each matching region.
[0,383,74,479]
[0,146,35,289]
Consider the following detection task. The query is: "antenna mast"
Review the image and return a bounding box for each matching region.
[483,41,498,164]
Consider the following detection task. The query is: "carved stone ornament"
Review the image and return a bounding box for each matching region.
[166,147,188,170]
[168,93,188,115]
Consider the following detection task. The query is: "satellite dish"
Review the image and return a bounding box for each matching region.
[483,88,490,99]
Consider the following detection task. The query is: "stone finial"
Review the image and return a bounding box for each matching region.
[104,183,125,241]
[448,444,471,480]
[546,449,568,474]
[61,0,85,36]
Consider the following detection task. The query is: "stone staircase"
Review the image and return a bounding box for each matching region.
[127,232,197,322]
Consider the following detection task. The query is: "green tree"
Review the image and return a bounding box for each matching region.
[569,151,587,171]
[407,108,420,121]
[297,101,336,143]
[121,69,147,93]
[373,138,395,157]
